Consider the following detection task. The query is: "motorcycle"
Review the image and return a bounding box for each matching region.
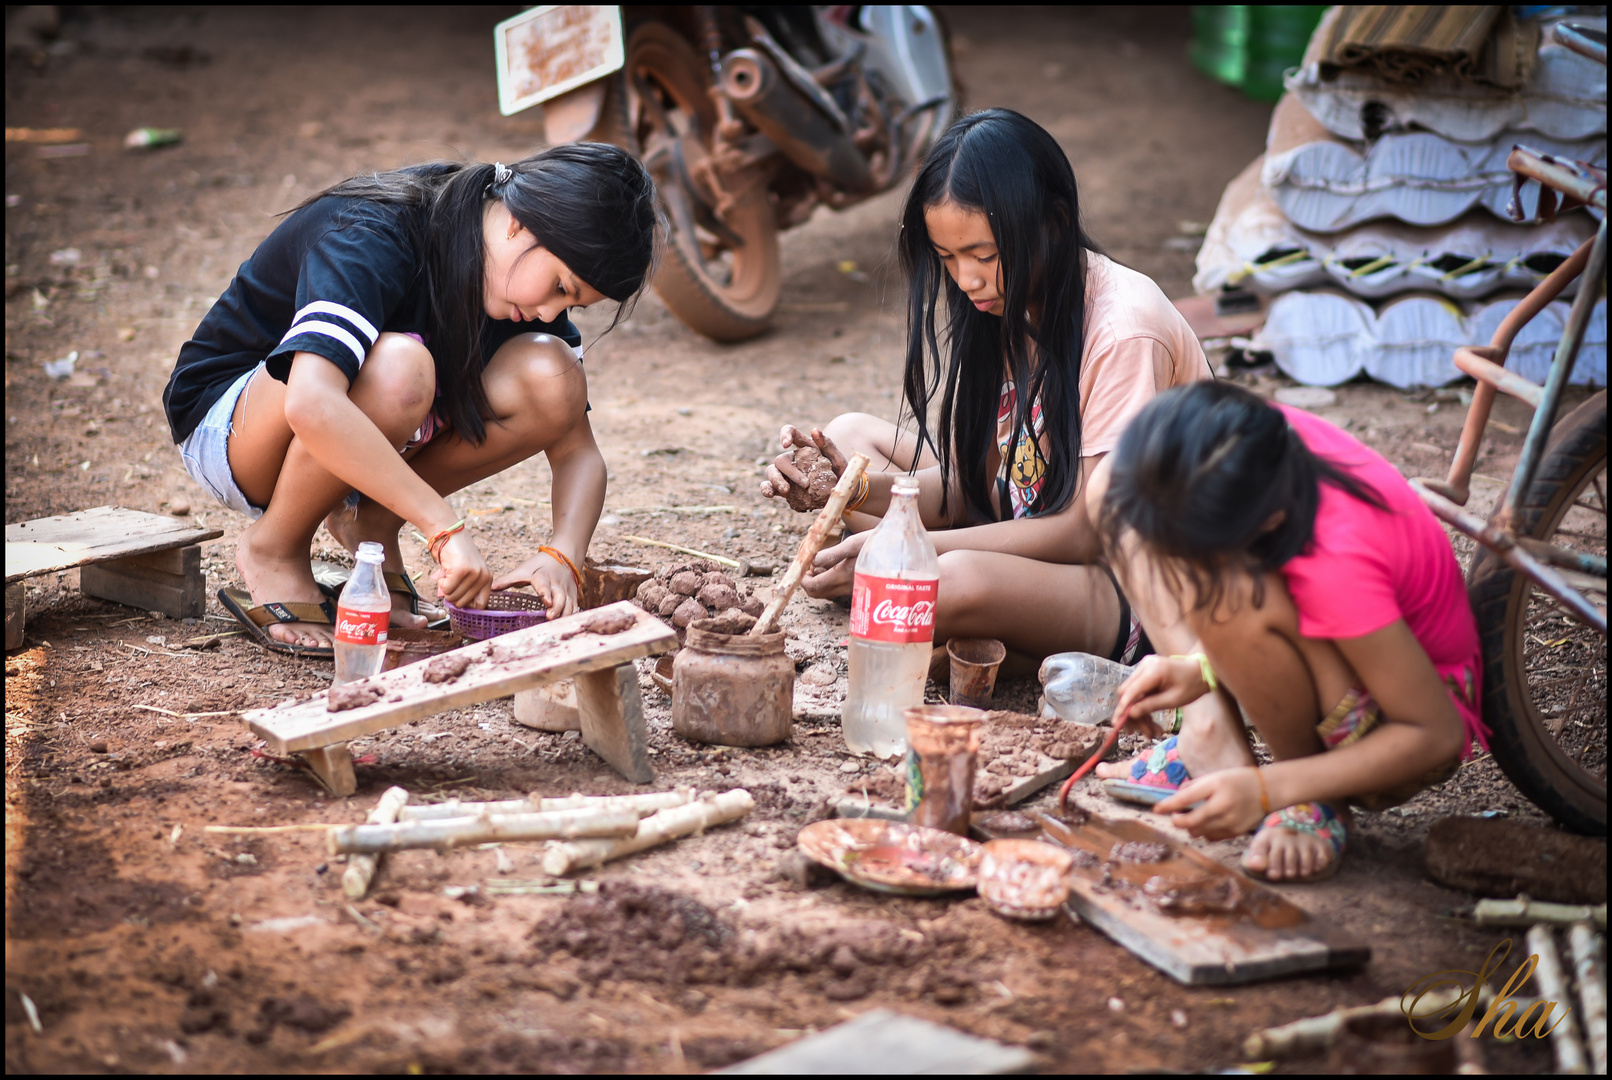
[495,5,957,341]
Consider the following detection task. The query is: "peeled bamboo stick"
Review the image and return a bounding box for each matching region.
[1526,924,1589,1074]
[752,453,869,636]
[541,789,755,876]
[1244,987,1469,1060]
[1473,896,1608,928]
[329,807,640,856]
[398,789,696,822]
[1568,921,1607,1075]
[343,786,409,900]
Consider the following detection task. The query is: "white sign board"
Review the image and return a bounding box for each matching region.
[495,5,625,117]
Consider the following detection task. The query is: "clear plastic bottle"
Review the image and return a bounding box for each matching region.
[843,476,939,757]
[1038,652,1133,725]
[333,541,390,685]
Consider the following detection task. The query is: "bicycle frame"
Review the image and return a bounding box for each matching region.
[1412,145,1607,637]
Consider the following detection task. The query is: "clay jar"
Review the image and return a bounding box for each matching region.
[903,705,984,835]
[671,618,793,747]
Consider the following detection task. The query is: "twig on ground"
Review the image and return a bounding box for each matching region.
[619,535,741,569]
[344,785,409,900]
[1569,921,1607,1074]
[328,807,642,855]
[1472,896,1608,928]
[1526,923,1589,1074]
[541,789,755,875]
[133,705,239,720]
[398,789,695,821]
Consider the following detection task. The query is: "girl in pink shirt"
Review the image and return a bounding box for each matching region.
[1094,380,1482,882]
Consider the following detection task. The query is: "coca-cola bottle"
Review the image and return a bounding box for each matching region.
[333,541,390,685]
[844,475,939,757]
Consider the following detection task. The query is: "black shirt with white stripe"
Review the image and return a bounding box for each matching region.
[162,188,579,444]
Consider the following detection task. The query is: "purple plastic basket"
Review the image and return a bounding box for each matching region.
[445,589,548,640]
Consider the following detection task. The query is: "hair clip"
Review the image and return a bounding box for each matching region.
[492,161,513,187]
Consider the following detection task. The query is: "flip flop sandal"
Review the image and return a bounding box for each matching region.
[312,562,447,629]
[219,587,338,660]
[1242,802,1348,884]
[1102,735,1191,806]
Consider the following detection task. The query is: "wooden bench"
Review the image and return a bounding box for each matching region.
[242,601,675,795]
[5,506,223,650]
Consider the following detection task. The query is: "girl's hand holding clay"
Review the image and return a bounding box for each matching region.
[1154,767,1265,840]
[760,424,846,512]
[494,551,580,619]
[434,531,493,610]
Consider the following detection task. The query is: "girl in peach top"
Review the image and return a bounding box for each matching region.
[763,108,1211,665]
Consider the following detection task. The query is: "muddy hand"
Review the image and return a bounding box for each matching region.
[1155,767,1263,840]
[493,553,578,619]
[434,531,492,610]
[1114,655,1211,727]
[801,530,864,599]
[761,424,847,505]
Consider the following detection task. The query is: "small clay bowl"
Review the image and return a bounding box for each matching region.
[977,839,1074,921]
[652,653,676,695]
[382,628,465,671]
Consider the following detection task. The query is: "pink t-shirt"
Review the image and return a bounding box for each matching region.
[1276,404,1487,753]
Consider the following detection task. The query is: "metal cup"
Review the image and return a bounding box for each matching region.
[947,638,1007,709]
[903,705,984,835]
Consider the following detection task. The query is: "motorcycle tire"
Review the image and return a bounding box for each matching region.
[618,21,780,343]
[1467,390,1607,835]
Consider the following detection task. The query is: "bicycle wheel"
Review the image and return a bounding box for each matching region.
[1469,391,1607,834]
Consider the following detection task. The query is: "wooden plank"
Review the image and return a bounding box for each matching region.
[719,1009,1034,1074]
[982,812,1369,987]
[576,663,653,783]
[302,743,356,797]
[5,506,221,584]
[4,582,23,651]
[246,601,675,753]
[80,544,205,618]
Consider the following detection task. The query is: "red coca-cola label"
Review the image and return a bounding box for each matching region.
[335,606,389,647]
[850,574,937,644]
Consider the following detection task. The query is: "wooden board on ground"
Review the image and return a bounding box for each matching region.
[718,1008,1034,1075]
[5,506,220,583]
[245,602,673,786]
[977,811,1369,986]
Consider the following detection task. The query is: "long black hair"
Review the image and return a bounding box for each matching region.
[1100,381,1387,614]
[293,143,658,444]
[898,108,1102,523]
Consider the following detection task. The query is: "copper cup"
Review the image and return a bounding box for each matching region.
[947,638,1007,709]
[903,705,984,835]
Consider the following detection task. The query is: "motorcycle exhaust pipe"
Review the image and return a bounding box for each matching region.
[719,48,875,193]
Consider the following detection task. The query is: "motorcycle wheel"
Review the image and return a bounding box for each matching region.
[1467,390,1607,835]
[621,21,780,343]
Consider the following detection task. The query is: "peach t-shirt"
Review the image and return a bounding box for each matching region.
[996,253,1210,517]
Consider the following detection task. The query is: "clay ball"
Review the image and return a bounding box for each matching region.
[657,592,684,617]
[668,570,703,596]
[671,597,707,629]
[740,595,765,618]
[636,580,669,612]
[782,446,839,512]
[697,582,740,612]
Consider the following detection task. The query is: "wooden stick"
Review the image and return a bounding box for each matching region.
[1526,923,1589,1074]
[751,453,869,637]
[1243,988,1467,1059]
[134,705,239,720]
[328,807,641,855]
[1473,896,1608,928]
[619,535,741,569]
[343,786,409,900]
[1568,922,1607,1075]
[541,789,755,875]
[399,789,696,821]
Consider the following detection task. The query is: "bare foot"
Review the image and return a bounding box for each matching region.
[1095,757,1139,781]
[1241,805,1349,881]
[236,520,335,649]
[322,504,426,629]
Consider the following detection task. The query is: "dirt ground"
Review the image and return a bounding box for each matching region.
[3,6,1590,1074]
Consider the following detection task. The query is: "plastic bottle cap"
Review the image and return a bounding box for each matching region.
[892,475,920,494]
[356,541,385,563]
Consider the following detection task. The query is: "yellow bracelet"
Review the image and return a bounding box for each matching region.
[1172,652,1217,692]
[843,472,871,515]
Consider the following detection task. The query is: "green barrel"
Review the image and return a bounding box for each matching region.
[1191,6,1327,102]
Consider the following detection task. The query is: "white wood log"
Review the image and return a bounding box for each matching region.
[1243,988,1469,1059]
[1568,921,1607,1075]
[1474,897,1608,928]
[329,807,640,855]
[398,789,696,821]
[541,789,755,876]
[1527,923,1589,1074]
[343,786,409,900]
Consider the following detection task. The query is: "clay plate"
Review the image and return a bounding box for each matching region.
[797,818,982,896]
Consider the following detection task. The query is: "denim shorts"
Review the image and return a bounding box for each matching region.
[179,362,264,520]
